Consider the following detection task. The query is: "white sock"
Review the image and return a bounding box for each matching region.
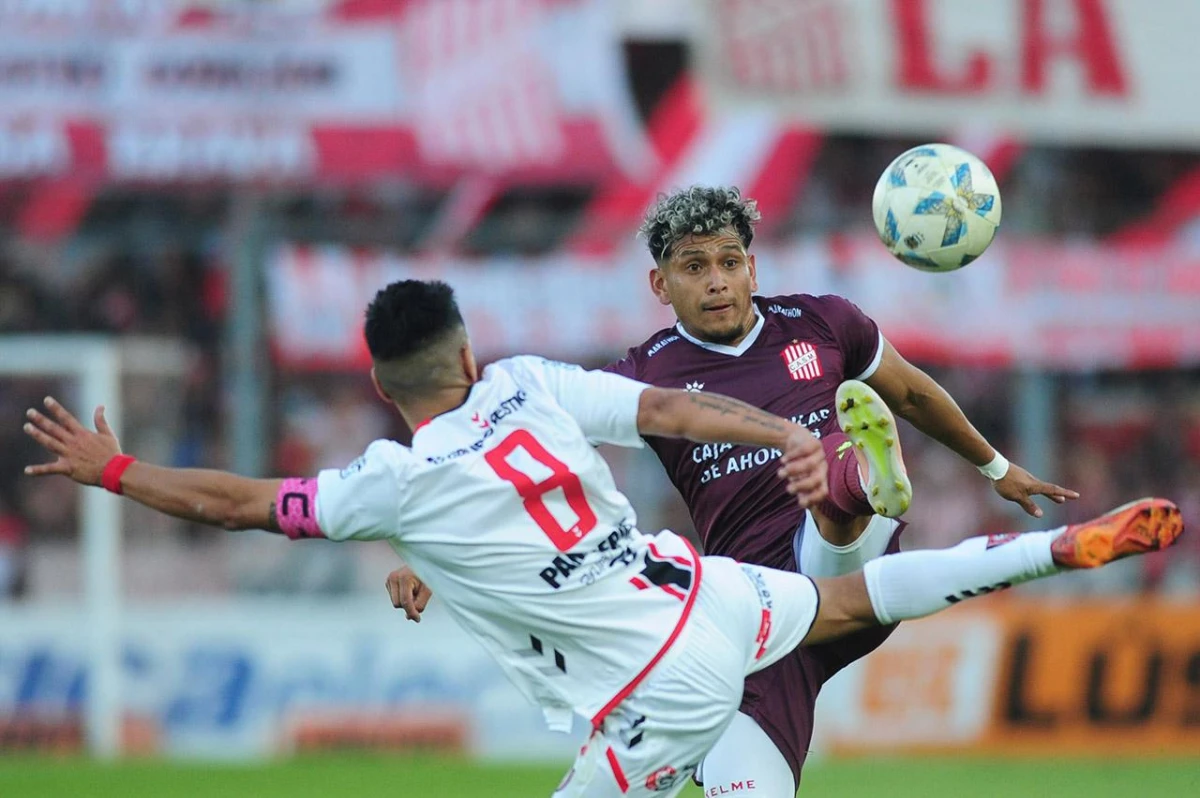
[797,513,900,577]
[863,530,1062,625]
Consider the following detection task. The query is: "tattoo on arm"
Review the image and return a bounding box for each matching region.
[267,501,279,532]
[685,393,789,433]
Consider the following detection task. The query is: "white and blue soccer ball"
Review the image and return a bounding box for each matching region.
[871,143,1002,273]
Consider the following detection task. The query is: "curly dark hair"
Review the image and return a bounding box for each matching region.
[364,279,464,362]
[638,186,762,262]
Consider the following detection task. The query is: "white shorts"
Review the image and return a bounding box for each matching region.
[553,556,819,798]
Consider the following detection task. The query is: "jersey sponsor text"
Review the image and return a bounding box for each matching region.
[424,390,527,463]
[646,335,680,357]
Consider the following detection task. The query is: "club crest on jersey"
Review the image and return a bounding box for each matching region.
[780,341,823,381]
[684,381,704,392]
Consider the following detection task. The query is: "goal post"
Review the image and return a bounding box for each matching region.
[0,335,192,759]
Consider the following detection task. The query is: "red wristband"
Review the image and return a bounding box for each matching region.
[101,455,137,495]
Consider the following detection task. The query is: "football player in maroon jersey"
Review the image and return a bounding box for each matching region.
[602,185,1077,794]
[389,186,1079,795]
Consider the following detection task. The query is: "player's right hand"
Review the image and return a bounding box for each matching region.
[776,429,828,508]
[386,566,433,622]
[993,462,1079,518]
[23,397,122,486]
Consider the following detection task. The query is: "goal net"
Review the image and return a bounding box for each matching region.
[0,335,193,758]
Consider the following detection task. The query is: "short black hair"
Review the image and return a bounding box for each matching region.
[639,185,761,263]
[364,280,464,362]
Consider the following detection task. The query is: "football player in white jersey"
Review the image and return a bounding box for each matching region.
[24,280,1183,798]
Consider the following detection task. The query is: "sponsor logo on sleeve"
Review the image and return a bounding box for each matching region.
[767,303,802,318]
[739,565,776,658]
[646,335,680,357]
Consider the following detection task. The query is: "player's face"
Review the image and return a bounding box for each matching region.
[650,230,758,345]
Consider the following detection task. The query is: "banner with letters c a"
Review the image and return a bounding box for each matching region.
[697,0,1200,147]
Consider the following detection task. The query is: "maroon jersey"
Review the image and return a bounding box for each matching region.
[605,293,893,787]
[605,293,882,568]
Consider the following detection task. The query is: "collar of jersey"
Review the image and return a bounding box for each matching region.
[674,306,764,357]
[411,380,484,437]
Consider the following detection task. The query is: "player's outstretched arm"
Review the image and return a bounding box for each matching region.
[802,498,1183,645]
[865,339,1078,517]
[637,387,828,507]
[24,397,284,532]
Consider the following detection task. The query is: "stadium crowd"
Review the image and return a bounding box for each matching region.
[1,136,1199,601]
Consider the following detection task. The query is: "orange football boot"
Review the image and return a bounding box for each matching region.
[1051,498,1184,569]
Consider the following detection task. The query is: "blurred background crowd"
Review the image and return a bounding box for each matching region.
[2,157,1197,601]
[1,15,1199,602]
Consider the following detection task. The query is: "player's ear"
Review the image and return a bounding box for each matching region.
[649,266,672,306]
[747,253,759,293]
[461,342,479,382]
[369,367,392,404]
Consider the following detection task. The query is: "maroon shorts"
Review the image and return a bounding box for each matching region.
[738,522,905,787]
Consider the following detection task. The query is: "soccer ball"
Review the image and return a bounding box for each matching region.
[871,143,1002,273]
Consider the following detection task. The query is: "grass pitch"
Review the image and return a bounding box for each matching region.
[1,754,1197,797]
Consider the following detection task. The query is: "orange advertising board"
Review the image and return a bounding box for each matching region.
[816,599,1200,755]
[982,601,1200,754]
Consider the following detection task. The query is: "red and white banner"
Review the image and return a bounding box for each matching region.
[0,0,651,182]
[266,235,1200,371]
[698,0,1200,147]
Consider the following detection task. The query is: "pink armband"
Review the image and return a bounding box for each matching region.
[274,478,325,540]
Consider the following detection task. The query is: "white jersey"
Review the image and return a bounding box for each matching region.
[308,356,704,730]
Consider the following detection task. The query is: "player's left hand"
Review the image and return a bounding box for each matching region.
[23,397,122,486]
[386,566,433,622]
[993,463,1079,518]
[776,429,829,508]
